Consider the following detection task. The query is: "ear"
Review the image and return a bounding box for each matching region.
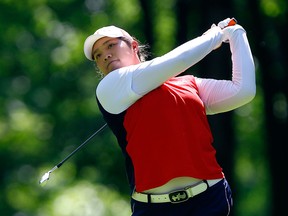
[131,40,139,52]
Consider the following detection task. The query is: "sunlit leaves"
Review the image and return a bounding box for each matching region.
[260,0,287,17]
[40,181,131,216]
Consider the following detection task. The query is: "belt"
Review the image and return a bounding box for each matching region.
[132,179,222,204]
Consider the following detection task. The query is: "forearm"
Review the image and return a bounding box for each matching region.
[131,27,223,95]
[196,27,256,114]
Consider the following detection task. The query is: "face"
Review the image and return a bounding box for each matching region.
[92,37,140,76]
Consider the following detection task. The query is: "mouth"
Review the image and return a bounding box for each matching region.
[107,60,118,70]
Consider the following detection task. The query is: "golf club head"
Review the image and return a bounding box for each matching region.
[39,171,51,185]
[39,166,58,185]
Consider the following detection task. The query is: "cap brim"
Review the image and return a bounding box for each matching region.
[84,34,106,61]
[84,26,133,61]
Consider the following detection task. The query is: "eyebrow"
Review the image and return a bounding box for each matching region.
[92,38,117,58]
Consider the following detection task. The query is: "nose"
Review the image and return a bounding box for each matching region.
[104,53,112,62]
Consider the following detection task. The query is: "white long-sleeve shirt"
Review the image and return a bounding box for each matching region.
[96,25,255,115]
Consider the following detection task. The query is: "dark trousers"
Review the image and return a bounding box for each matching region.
[131,179,233,216]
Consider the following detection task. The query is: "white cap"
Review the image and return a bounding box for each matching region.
[84,25,133,61]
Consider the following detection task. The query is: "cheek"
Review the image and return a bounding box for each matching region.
[95,61,106,73]
[120,49,134,62]
[96,57,104,66]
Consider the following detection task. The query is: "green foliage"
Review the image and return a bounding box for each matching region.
[234,85,271,216]
[1,0,287,215]
[260,0,287,17]
[0,0,131,215]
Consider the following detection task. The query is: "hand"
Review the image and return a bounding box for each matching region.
[218,18,245,42]
[217,18,237,29]
[202,24,223,50]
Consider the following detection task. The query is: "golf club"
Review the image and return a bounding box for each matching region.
[39,123,107,185]
[228,18,237,27]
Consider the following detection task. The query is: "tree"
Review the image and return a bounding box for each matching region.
[1,0,286,215]
[247,1,288,215]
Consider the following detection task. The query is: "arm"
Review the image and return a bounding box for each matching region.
[195,25,256,115]
[97,26,224,114]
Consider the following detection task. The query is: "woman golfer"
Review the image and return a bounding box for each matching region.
[84,18,255,216]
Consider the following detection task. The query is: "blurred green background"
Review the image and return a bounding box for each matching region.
[1,0,287,215]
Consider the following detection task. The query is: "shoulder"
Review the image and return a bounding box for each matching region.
[168,74,195,82]
[166,75,197,86]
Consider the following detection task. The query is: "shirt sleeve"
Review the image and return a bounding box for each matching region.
[195,28,256,115]
[96,26,224,114]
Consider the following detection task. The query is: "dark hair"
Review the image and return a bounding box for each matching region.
[120,37,150,62]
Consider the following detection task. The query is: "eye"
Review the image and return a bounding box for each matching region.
[108,41,117,49]
[94,53,101,61]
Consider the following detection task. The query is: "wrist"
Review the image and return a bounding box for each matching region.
[203,25,224,50]
[222,24,246,42]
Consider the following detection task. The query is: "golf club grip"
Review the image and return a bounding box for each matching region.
[228,18,237,26]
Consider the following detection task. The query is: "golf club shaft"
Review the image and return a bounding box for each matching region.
[56,123,107,169]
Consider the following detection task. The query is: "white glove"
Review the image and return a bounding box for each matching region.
[202,24,223,49]
[217,18,246,42]
[217,18,236,29]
